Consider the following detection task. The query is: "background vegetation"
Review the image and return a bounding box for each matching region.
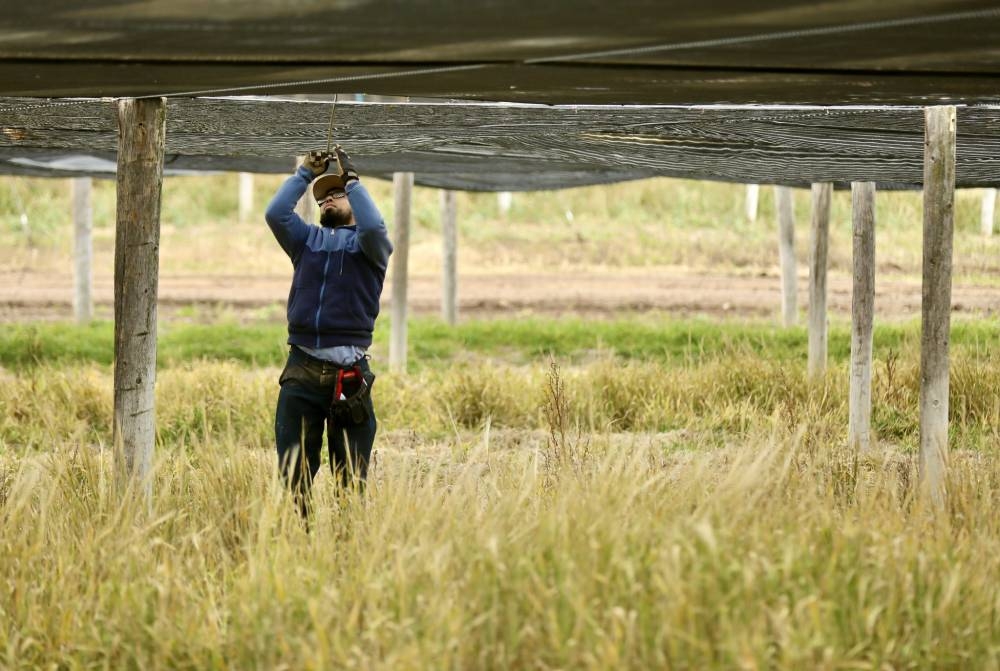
[1,173,999,668]
[2,174,1000,282]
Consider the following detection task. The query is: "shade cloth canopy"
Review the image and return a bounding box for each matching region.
[2,0,999,105]
[1,97,998,190]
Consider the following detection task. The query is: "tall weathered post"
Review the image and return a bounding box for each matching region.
[113,98,166,505]
[72,177,93,323]
[389,172,413,373]
[807,182,832,379]
[775,186,797,326]
[441,190,458,326]
[920,105,957,505]
[848,182,876,454]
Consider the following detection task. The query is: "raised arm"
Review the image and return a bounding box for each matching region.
[347,180,393,272]
[265,158,325,260]
[332,146,393,271]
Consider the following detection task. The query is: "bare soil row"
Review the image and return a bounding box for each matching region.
[2,268,997,322]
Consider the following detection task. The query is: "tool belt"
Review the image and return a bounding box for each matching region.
[329,364,376,425]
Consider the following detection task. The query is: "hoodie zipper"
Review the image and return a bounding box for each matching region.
[315,249,332,347]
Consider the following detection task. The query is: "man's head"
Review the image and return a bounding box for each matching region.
[312,174,355,228]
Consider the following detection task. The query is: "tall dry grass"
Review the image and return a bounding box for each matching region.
[2,418,999,668]
[2,342,998,667]
[3,347,999,453]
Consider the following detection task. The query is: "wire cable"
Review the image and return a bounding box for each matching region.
[524,7,1000,64]
[140,64,489,100]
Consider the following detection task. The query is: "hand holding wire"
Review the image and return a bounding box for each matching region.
[332,145,359,183]
[301,151,330,177]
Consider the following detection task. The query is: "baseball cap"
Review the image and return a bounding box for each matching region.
[311,173,347,201]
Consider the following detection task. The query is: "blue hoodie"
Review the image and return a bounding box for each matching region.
[265,166,393,348]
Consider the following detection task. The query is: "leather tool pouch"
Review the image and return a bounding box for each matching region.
[330,365,375,425]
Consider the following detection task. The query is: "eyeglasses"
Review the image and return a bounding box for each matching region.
[317,191,348,205]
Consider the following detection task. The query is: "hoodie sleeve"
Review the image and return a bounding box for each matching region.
[347,180,393,272]
[264,166,314,261]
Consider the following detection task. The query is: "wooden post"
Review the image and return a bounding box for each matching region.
[389,172,413,373]
[441,190,458,326]
[238,172,254,224]
[981,188,996,236]
[920,105,957,505]
[71,177,93,323]
[848,182,876,454]
[775,186,797,326]
[807,183,832,379]
[498,191,513,217]
[745,184,760,222]
[294,157,314,224]
[113,98,166,506]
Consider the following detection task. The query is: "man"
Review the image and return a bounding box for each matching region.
[265,145,392,515]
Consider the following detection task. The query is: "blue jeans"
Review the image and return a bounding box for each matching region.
[275,347,377,516]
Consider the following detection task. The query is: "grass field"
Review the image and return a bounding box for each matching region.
[5,427,1000,668]
[2,316,1000,668]
[2,173,1000,668]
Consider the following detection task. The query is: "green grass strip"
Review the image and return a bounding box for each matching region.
[1,316,999,370]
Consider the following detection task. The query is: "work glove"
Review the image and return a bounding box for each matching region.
[300,151,330,177]
[333,145,359,183]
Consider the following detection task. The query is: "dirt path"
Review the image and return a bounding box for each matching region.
[2,268,998,322]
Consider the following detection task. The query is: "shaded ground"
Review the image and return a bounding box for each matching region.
[1,268,998,322]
